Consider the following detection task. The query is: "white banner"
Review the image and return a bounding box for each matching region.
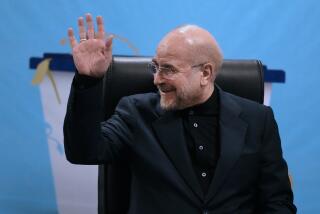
[39,71,98,214]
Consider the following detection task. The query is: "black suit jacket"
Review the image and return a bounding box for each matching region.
[64,78,296,214]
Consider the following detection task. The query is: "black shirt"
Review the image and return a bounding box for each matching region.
[180,88,220,195]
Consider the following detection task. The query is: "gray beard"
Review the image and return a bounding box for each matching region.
[159,93,191,111]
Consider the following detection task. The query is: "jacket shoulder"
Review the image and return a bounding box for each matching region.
[222,90,269,113]
[125,92,159,108]
[118,92,161,118]
[220,90,272,126]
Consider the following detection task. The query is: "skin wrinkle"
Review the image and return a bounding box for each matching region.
[153,25,223,111]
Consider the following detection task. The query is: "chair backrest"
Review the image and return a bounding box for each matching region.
[98,56,264,214]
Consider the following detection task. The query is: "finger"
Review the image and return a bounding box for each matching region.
[68,28,78,48]
[96,16,105,40]
[86,13,95,39]
[78,17,86,40]
[105,35,114,50]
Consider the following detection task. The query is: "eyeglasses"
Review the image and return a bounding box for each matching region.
[148,62,207,79]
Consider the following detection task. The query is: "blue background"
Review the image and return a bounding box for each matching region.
[1,0,319,213]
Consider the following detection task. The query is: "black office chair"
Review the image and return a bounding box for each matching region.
[98,56,264,214]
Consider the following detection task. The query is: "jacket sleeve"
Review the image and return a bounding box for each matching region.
[63,76,134,165]
[258,107,297,213]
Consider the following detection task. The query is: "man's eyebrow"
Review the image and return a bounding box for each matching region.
[151,58,175,68]
[151,59,177,69]
[161,63,174,68]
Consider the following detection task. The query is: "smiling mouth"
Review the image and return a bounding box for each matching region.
[160,88,175,94]
[158,85,176,93]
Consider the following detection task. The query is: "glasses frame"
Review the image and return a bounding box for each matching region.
[148,61,208,79]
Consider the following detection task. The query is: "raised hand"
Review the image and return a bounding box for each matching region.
[68,13,113,78]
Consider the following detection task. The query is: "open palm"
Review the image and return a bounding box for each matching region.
[68,14,113,78]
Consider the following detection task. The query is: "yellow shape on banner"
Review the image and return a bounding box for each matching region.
[32,58,51,84]
[32,58,61,104]
[108,33,140,55]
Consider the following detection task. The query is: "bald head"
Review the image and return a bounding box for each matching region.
[157,25,223,73]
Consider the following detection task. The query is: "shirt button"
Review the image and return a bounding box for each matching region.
[189,110,194,115]
[199,145,204,150]
[201,172,207,177]
[193,123,198,128]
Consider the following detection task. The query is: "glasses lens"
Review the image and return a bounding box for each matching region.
[148,63,177,79]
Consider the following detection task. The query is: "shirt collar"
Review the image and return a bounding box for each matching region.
[182,87,220,116]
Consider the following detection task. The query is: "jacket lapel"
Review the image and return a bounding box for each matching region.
[152,110,203,200]
[205,89,248,203]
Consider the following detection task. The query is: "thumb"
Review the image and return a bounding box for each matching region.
[105,35,114,50]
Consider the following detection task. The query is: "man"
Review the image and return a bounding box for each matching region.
[64,13,296,213]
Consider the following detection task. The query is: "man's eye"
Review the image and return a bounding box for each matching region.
[159,67,168,73]
[170,68,178,73]
[164,67,176,73]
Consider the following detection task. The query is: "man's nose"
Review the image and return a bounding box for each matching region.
[153,72,164,85]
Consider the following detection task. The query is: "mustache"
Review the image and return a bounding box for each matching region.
[157,84,176,92]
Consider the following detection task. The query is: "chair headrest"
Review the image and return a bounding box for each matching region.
[103,56,264,119]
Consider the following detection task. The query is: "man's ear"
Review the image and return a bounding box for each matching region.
[200,63,214,86]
